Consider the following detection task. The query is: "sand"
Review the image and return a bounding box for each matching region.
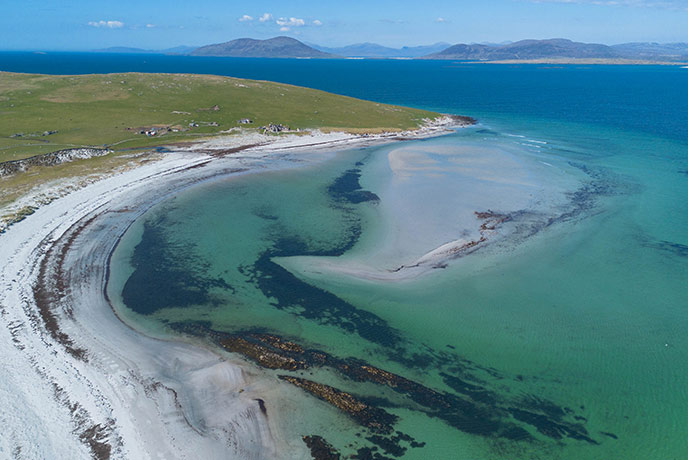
[0,119,460,459]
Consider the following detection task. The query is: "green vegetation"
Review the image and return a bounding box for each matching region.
[0,72,440,163]
[0,151,161,210]
[1,205,36,230]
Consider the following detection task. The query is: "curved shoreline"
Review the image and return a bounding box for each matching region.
[0,123,464,459]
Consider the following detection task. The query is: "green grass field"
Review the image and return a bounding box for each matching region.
[0,72,440,163]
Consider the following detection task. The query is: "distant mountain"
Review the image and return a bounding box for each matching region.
[424,43,492,60]
[191,36,335,58]
[611,42,688,61]
[160,46,198,55]
[93,47,150,54]
[93,46,197,55]
[91,39,688,62]
[425,39,620,60]
[312,42,451,58]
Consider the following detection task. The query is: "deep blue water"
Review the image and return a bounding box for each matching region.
[1,51,687,142]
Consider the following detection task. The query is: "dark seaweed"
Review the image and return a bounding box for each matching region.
[441,372,498,405]
[353,447,393,460]
[255,398,268,416]
[328,168,380,204]
[649,240,688,257]
[544,162,616,226]
[170,324,603,452]
[509,408,596,444]
[303,435,342,460]
[244,232,403,348]
[122,220,231,315]
[366,434,407,457]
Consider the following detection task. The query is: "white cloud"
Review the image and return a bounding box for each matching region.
[313,19,323,26]
[88,20,124,28]
[435,17,448,23]
[239,15,254,22]
[280,26,290,31]
[276,17,306,27]
[146,23,155,28]
[259,13,273,22]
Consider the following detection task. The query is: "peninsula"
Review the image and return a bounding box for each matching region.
[0,71,456,225]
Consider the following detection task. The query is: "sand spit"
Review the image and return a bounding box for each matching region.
[0,118,466,459]
[277,138,588,284]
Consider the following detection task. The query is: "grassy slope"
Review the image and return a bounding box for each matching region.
[0,72,439,163]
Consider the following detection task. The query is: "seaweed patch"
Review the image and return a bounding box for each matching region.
[247,249,402,348]
[170,324,606,456]
[303,435,342,460]
[328,167,380,204]
[122,218,232,315]
[649,240,688,258]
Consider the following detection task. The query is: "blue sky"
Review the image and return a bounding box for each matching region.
[1,0,687,50]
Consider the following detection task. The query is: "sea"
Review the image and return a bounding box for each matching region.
[3,52,687,459]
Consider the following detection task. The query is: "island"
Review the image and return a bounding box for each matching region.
[191,36,336,58]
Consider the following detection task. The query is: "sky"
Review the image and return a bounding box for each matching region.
[1,0,686,50]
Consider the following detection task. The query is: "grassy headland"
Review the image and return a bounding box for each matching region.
[0,71,444,230]
[0,72,439,163]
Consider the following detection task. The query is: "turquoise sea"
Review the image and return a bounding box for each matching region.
[4,54,687,459]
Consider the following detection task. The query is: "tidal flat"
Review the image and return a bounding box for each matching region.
[105,119,688,459]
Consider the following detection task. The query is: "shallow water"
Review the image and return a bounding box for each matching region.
[107,119,688,459]
[97,60,688,459]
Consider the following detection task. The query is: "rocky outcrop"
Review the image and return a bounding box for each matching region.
[448,115,477,126]
[0,148,112,177]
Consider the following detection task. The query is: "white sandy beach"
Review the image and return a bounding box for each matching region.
[0,119,461,459]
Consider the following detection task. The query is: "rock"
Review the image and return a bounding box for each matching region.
[0,148,112,177]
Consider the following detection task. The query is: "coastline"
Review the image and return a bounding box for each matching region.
[450,58,688,65]
[0,115,466,234]
[0,117,466,459]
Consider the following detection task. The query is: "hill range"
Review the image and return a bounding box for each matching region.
[93,37,688,63]
[310,42,451,58]
[190,36,335,58]
[424,38,688,62]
